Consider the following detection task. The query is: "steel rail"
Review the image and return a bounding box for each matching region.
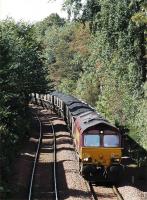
[88,182,98,200]
[28,114,42,200]
[112,185,124,200]
[88,182,124,200]
[50,120,59,200]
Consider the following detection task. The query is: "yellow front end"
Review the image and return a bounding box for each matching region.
[80,147,122,167]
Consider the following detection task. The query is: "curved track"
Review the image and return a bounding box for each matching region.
[28,105,124,200]
[28,114,42,200]
[28,112,59,200]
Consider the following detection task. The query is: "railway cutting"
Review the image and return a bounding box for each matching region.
[28,108,59,200]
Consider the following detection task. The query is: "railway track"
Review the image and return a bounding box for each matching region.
[112,185,124,200]
[28,113,59,200]
[28,106,124,200]
[28,114,42,200]
[88,181,124,200]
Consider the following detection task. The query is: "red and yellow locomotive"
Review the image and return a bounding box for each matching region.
[32,91,123,182]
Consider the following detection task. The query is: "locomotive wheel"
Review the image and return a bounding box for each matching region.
[107,165,123,183]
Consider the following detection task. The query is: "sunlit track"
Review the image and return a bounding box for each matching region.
[28,114,42,200]
[88,182,124,200]
[29,101,123,200]
[28,111,59,200]
[88,182,98,200]
[112,185,124,200]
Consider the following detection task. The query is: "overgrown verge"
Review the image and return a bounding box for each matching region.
[0,107,32,197]
[0,19,49,196]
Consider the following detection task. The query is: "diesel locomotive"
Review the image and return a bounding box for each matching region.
[32,91,123,182]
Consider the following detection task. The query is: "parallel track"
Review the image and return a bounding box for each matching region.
[88,182,98,200]
[28,106,123,200]
[28,113,59,200]
[28,114,42,200]
[112,185,124,200]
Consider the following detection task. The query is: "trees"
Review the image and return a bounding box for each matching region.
[35,13,65,41]
[58,0,147,148]
[0,19,48,191]
[41,20,91,94]
[1,2,146,189]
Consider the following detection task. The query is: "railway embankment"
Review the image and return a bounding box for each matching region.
[2,105,147,200]
[4,106,41,199]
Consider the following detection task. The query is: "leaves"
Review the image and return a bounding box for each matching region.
[55,0,147,149]
[0,19,49,189]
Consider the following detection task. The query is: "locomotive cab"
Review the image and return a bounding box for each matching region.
[82,130,122,167]
[74,111,123,182]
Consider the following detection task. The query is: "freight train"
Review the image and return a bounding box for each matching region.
[31,91,123,182]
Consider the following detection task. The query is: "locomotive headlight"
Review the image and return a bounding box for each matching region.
[111,157,120,163]
[83,157,92,162]
[111,154,121,163]
[83,157,89,162]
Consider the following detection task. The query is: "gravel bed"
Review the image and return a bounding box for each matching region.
[52,118,93,200]
[6,106,147,200]
[51,117,147,200]
[32,107,55,199]
[117,157,147,200]
[118,185,147,200]
[91,185,117,200]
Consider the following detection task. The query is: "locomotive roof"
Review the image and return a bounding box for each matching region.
[75,111,119,133]
[71,107,94,117]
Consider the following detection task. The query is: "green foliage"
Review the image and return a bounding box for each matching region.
[35,13,65,39]
[132,2,147,25]
[133,98,147,148]
[63,0,83,20]
[58,0,146,149]
[0,20,48,96]
[1,5,145,191]
[57,78,76,94]
[75,71,100,106]
[0,19,49,191]
[42,22,90,89]
[96,72,138,125]
[43,24,76,84]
